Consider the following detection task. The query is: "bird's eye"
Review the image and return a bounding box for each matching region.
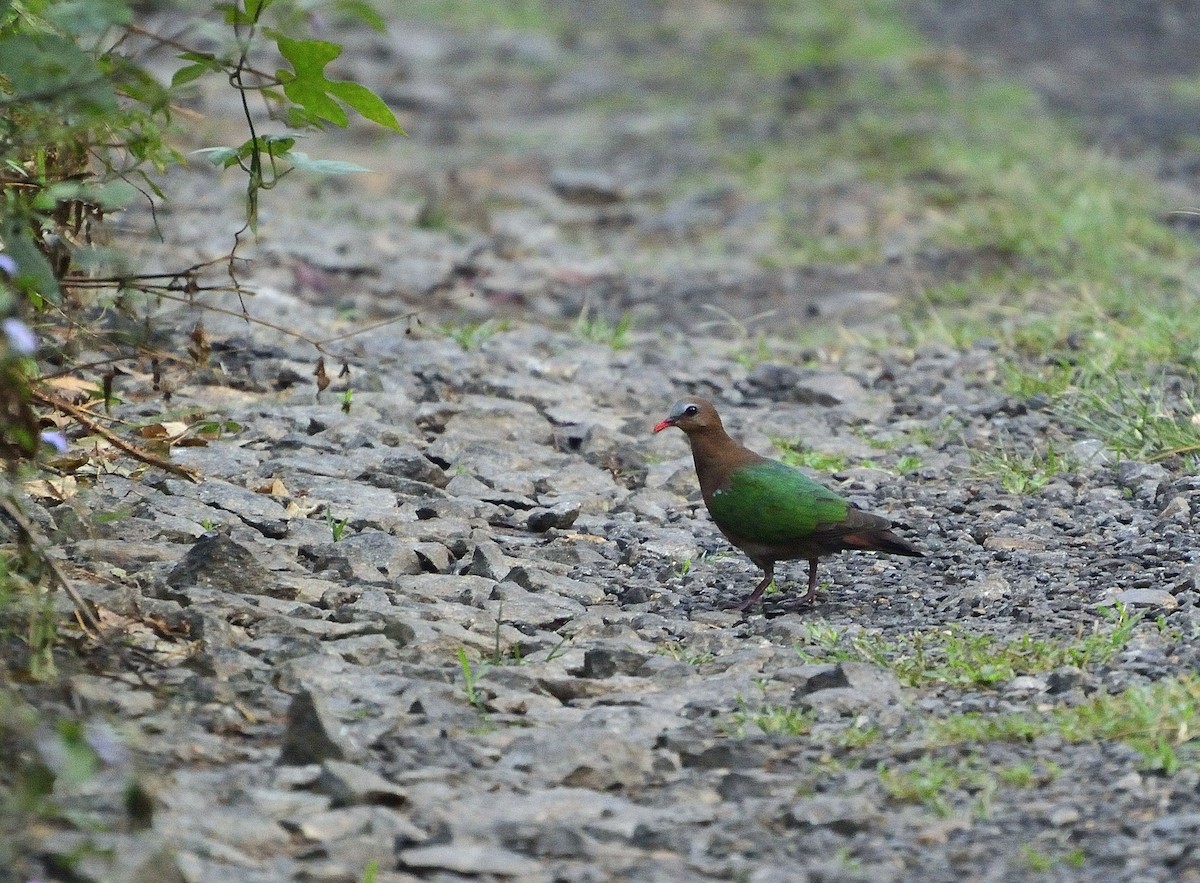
[684,404,699,416]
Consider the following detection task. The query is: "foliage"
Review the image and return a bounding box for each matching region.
[573,307,633,350]
[969,438,1077,495]
[794,606,1139,688]
[771,437,848,472]
[0,0,401,474]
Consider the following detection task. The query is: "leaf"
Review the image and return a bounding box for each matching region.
[284,151,370,175]
[244,0,274,21]
[34,180,137,211]
[191,146,241,168]
[24,476,78,501]
[0,217,61,305]
[45,376,99,396]
[328,80,403,132]
[171,61,214,88]
[271,33,402,132]
[259,135,297,157]
[136,421,190,440]
[0,33,116,113]
[254,478,290,497]
[333,0,387,32]
[44,0,132,35]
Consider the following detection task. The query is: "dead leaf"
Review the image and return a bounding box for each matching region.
[24,476,78,501]
[254,478,290,497]
[45,452,91,472]
[44,376,99,397]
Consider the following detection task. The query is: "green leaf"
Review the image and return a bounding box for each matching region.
[284,151,370,174]
[259,135,296,157]
[272,33,401,132]
[1,217,62,306]
[216,2,254,26]
[332,0,387,32]
[191,147,242,168]
[328,81,403,132]
[33,180,137,211]
[244,0,274,21]
[0,33,116,112]
[44,0,132,35]
[172,61,214,87]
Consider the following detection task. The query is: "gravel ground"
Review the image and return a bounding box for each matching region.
[8,2,1200,882]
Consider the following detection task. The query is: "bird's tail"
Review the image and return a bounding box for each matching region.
[843,528,924,558]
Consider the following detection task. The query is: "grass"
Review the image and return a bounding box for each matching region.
[772,437,848,472]
[573,308,633,350]
[969,439,1077,494]
[1022,845,1087,871]
[729,697,814,737]
[877,757,973,818]
[794,606,1139,688]
[325,510,350,542]
[932,676,1200,774]
[657,642,715,666]
[456,648,488,712]
[440,319,508,351]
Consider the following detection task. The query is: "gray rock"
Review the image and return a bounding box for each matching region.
[487,585,583,629]
[793,662,902,712]
[1071,438,1112,465]
[1108,588,1178,610]
[165,532,276,594]
[300,531,424,583]
[498,729,659,790]
[786,794,877,833]
[461,538,512,580]
[581,646,651,678]
[398,842,542,876]
[367,448,450,488]
[315,760,407,807]
[284,804,426,845]
[1116,460,1169,502]
[411,540,454,573]
[503,565,610,604]
[550,168,625,204]
[527,500,581,532]
[279,690,347,766]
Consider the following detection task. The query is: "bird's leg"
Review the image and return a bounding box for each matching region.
[791,559,819,606]
[728,563,774,610]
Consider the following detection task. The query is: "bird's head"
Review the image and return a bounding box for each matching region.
[653,398,722,435]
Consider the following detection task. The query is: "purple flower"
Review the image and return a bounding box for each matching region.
[0,254,15,277]
[40,430,68,454]
[2,317,36,355]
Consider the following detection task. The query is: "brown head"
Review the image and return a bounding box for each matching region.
[653,398,725,436]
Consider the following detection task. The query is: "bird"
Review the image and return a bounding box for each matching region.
[653,397,922,609]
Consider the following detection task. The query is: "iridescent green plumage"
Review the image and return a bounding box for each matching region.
[709,459,851,545]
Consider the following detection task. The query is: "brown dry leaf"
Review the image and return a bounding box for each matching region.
[254,478,290,497]
[45,452,91,472]
[136,421,190,441]
[562,532,606,544]
[24,475,78,501]
[188,322,211,365]
[44,376,99,397]
[93,607,197,661]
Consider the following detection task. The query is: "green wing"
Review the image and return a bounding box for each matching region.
[708,460,852,544]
